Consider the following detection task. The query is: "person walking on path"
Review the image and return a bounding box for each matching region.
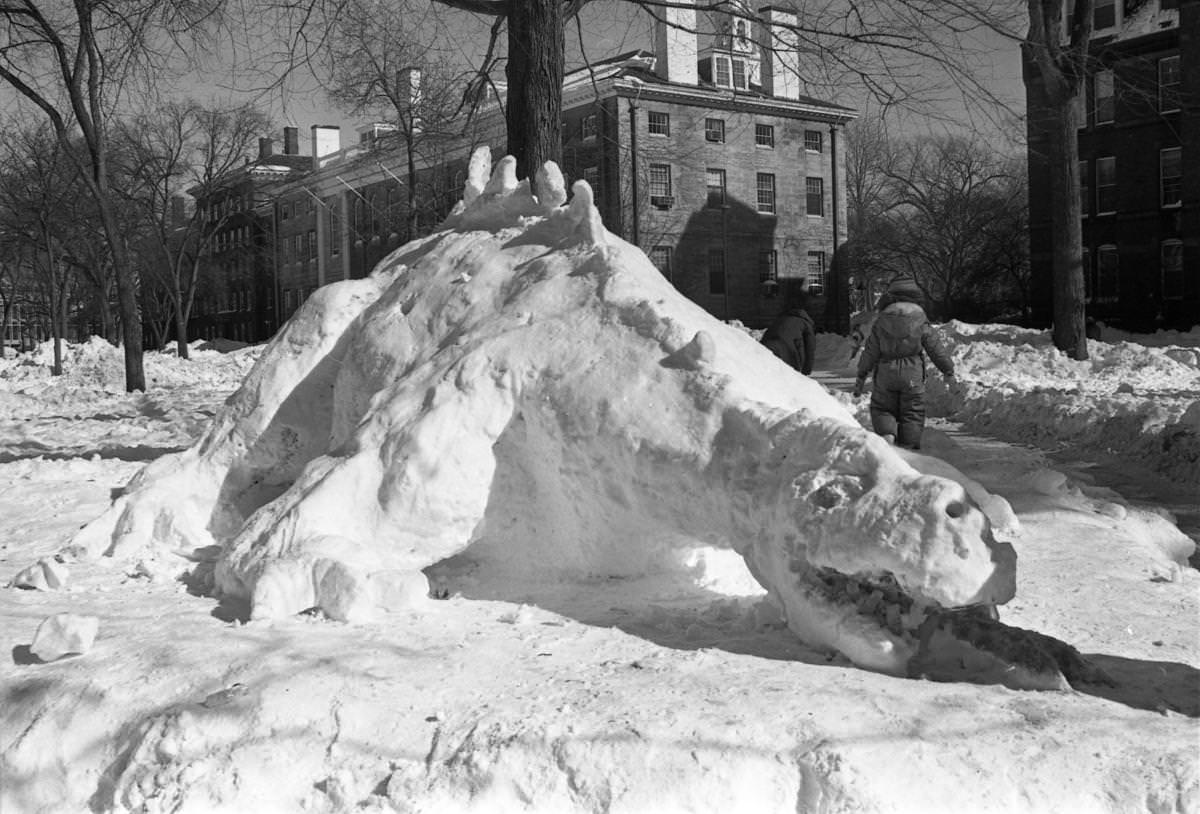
[853,275,955,450]
[762,291,816,376]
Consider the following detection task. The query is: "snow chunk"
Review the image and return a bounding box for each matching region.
[30,613,98,661]
[9,557,69,591]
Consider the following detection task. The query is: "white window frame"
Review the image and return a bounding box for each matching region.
[1159,56,1181,113]
[756,173,776,214]
[804,130,824,153]
[755,123,774,148]
[1096,156,1117,214]
[706,167,726,208]
[705,118,725,143]
[806,251,827,294]
[647,111,670,136]
[1093,70,1114,125]
[714,56,731,88]
[806,177,825,217]
[582,113,598,141]
[1161,147,1182,208]
[1161,240,1184,300]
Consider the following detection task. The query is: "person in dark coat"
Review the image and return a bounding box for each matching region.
[853,275,955,450]
[762,291,816,375]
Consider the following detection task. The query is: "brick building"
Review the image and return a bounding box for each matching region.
[192,2,855,339]
[1025,0,1198,331]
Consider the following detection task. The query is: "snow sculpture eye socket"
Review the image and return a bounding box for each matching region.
[945,501,966,519]
[807,475,865,511]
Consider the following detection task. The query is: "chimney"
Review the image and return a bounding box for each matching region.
[311,125,341,161]
[257,137,274,161]
[761,6,801,100]
[283,126,299,155]
[654,0,698,85]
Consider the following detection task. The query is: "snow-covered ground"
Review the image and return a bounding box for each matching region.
[1,161,1197,813]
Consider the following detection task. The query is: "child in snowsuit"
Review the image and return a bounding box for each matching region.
[853,276,955,450]
[762,292,816,375]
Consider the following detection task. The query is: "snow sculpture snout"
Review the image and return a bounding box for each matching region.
[70,148,1016,680]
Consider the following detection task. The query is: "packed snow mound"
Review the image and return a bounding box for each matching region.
[71,149,1015,678]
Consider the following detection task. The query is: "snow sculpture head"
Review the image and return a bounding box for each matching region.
[71,148,1015,677]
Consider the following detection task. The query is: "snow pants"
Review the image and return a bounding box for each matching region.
[868,358,926,450]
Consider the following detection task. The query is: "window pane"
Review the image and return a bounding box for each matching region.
[1160,56,1181,111]
[706,168,726,207]
[804,130,823,152]
[806,251,826,292]
[806,177,824,216]
[715,57,731,87]
[1096,156,1116,212]
[759,251,778,283]
[1094,70,1114,124]
[705,118,725,143]
[650,245,673,280]
[755,124,774,147]
[732,59,746,89]
[1161,147,1182,206]
[756,173,776,213]
[1079,160,1090,215]
[1094,0,1115,28]
[648,112,670,136]
[1096,246,1119,300]
[708,248,726,294]
[1162,241,1184,299]
[649,164,672,198]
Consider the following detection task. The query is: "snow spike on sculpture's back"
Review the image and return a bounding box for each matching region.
[663,331,716,371]
[568,180,606,245]
[462,146,491,205]
[536,162,567,210]
[483,155,519,198]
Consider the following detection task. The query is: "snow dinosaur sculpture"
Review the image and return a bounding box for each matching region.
[71,148,1024,681]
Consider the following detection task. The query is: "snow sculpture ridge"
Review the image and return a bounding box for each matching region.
[70,148,1016,678]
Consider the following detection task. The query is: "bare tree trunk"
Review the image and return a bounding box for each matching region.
[1046,98,1087,358]
[175,286,189,360]
[506,0,563,186]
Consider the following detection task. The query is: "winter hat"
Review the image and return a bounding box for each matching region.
[886,275,921,298]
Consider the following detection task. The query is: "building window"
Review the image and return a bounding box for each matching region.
[755,124,774,148]
[1093,70,1114,125]
[1161,147,1182,207]
[329,204,340,256]
[1161,240,1184,300]
[731,58,747,90]
[1078,160,1090,216]
[807,251,827,293]
[806,177,825,216]
[706,168,726,208]
[582,166,600,193]
[1093,0,1115,29]
[708,248,726,294]
[1096,245,1119,301]
[648,111,670,136]
[582,113,598,141]
[308,229,317,260]
[650,245,673,280]
[1159,56,1181,112]
[804,130,824,153]
[1096,156,1116,214]
[1082,247,1092,300]
[1099,247,1118,304]
[705,118,725,143]
[714,56,731,87]
[281,202,290,221]
[756,173,776,213]
[758,250,778,284]
[648,163,673,207]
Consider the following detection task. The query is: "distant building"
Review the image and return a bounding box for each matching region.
[1024,0,1197,331]
[191,2,855,340]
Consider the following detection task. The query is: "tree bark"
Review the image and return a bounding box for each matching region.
[1045,96,1088,359]
[505,0,564,187]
